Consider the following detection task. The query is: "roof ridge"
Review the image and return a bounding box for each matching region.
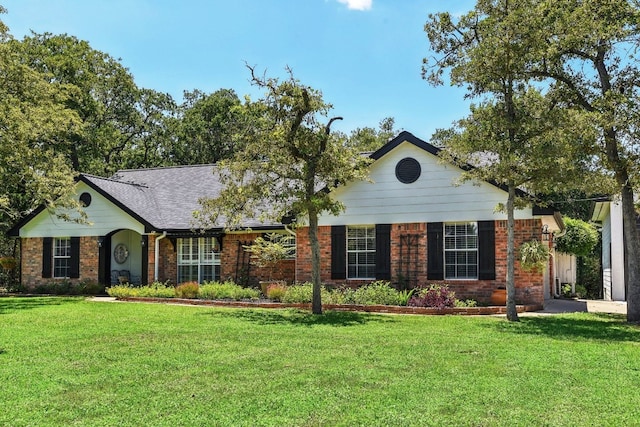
[82,173,149,189]
[116,163,218,173]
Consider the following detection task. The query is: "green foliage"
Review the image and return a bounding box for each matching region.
[175,282,199,299]
[345,117,397,152]
[195,66,372,314]
[351,281,401,305]
[555,217,599,256]
[281,283,316,304]
[243,233,294,280]
[574,284,587,299]
[455,299,478,308]
[265,283,287,302]
[578,253,602,299]
[397,289,416,306]
[32,280,103,296]
[0,15,85,232]
[197,281,260,300]
[14,32,177,176]
[170,89,246,165]
[106,282,175,298]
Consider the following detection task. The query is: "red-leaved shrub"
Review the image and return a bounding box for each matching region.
[408,284,456,309]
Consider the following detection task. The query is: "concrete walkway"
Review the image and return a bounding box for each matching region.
[534,298,627,315]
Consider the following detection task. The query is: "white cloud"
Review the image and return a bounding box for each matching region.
[337,0,372,11]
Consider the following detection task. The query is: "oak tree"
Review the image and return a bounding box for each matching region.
[196,66,371,314]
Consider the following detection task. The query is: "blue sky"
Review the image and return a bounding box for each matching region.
[2,0,474,139]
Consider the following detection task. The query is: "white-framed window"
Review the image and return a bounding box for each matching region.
[347,226,376,279]
[53,237,71,278]
[444,222,478,279]
[177,237,221,283]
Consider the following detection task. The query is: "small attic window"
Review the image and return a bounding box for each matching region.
[79,192,92,207]
[395,158,421,184]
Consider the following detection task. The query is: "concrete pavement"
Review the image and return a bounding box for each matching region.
[534,298,627,315]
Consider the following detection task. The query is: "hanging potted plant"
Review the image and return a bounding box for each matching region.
[519,239,550,273]
[244,233,294,295]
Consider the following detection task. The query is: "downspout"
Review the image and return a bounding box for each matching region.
[154,231,167,282]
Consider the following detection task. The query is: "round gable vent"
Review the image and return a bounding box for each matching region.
[395,157,421,184]
[79,192,92,207]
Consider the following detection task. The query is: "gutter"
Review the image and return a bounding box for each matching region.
[154,231,167,282]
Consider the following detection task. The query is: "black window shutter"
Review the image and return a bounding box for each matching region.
[141,235,149,285]
[42,237,52,278]
[331,225,346,280]
[427,222,444,280]
[375,224,391,280]
[70,237,80,279]
[478,221,496,280]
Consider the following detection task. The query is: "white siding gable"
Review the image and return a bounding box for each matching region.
[319,141,532,226]
[20,181,145,237]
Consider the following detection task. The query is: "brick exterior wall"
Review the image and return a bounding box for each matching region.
[20,236,99,289]
[295,219,545,305]
[154,236,175,283]
[21,237,42,289]
[219,233,295,285]
[153,233,296,286]
[20,218,547,305]
[79,236,100,284]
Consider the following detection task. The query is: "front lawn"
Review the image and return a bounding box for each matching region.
[1,297,639,426]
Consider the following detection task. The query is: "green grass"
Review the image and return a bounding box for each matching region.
[1,297,640,426]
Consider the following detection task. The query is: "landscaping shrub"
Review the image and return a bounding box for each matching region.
[266,283,287,301]
[574,284,587,299]
[281,282,335,303]
[397,289,416,306]
[454,299,478,308]
[31,280,103,296]
[198,281,260,300]
[282,283,314,303]
[352,281,401,305]
[408,284,456,309]
[106,282,175,298]
[106,285,137,298]
[324,286,355,304]
[175,282,199,298]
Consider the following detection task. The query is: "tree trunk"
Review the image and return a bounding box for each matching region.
[602,124,640,322]
[308,209,323,315]
[506,183,519,322]
[621,184,640,322]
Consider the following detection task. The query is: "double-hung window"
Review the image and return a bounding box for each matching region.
[347,226,376,279]
[177,237,220,283]
[53,238,71,278]
[444,222,478,279]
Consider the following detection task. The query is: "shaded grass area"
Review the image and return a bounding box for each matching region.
[1,296,640,426]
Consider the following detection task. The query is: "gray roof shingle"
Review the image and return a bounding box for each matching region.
[82,164,281,231]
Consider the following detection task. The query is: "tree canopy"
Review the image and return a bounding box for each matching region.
[424,0,592,321]
[196,66,371,314]
[0,8,84,237]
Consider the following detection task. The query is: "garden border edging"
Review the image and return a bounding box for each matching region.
[116,297,543,315]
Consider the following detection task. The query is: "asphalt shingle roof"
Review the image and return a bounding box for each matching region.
[82,164,281,231]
